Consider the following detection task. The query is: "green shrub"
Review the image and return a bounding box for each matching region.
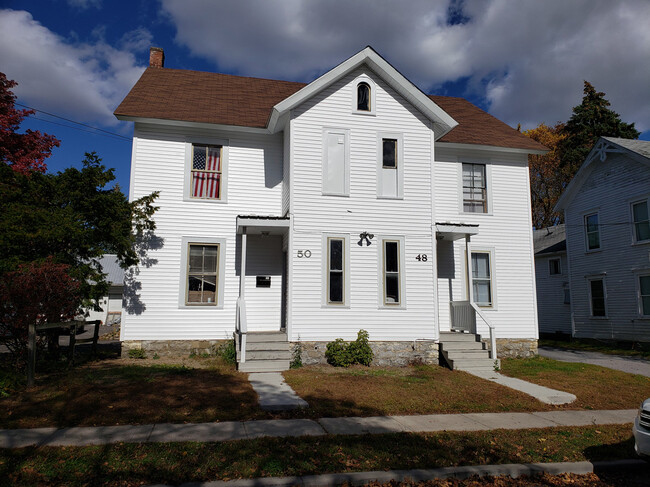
[0,369,23,397]
[128,348,146,359]
[290,343,303,369]
[216,339,237,365]
[325,330,373,367]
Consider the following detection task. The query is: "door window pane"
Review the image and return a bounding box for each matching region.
[382,139,397,168]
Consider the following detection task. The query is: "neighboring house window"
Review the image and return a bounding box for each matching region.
[549,258,562,276]
[588,278,606,317]
[640,274,650,317]
[377,134,403,198]
[462,163,487,213]
[357,82,370,111]
[563,287,571,305]
[327,237,345,305]
[322,129,349,196]
[191,144,222,199]
[471,252,493,307]
[186,243,219,305]
[585,213,600,250]
[632,199,650,243]
[383,240,401,305]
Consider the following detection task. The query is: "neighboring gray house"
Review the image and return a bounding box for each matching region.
[555,137,650,341]
[533,224,571,336]
[85,254,124,325]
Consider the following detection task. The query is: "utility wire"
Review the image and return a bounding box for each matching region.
[17,102,131,141]
[29,115,129,142]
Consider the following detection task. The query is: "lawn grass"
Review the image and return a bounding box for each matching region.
[540,337,650,360]
[0,425,634,487]
[0,358,266,429]
[284,364,549,417]
[501,356,650,410]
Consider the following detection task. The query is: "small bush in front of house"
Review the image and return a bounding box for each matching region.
[216,339,237,365]
[128,348,146,359]
[325,330,373,367]
[290,343,303,369]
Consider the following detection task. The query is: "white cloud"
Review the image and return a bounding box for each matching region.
[0,9,147,126]
[161,0,650,133]
[67,0,102,10]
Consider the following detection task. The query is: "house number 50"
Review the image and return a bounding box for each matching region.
[297,250,312,258]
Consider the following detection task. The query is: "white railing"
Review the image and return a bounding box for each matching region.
[450,300,476,334]
[236,297,247,363]
[470,302,498,361]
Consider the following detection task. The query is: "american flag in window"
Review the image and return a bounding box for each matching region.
[192,145,222,199]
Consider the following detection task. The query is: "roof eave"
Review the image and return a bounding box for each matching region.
[268,47,458,136]
[436,141,548,156]
[115,114,271,134]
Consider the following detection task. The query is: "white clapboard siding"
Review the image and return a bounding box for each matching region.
[288,67,437,342]
[122,124,285,340]
[565,152,650,340]
[433,147,538,339]
[534,253,571,334]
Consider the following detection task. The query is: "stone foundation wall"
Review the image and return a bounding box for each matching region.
[121,339,230,358]
[480,338,538,358]
[293,340,439,367]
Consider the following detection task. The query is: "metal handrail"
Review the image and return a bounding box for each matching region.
[469,302,497,361]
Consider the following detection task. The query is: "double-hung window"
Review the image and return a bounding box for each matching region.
[383,240,401,305]
[462,163,487,213]
[588,278,606,317]
[186,244,219,305]
[327,237,345,304]
[632,199,650,243]
[640,275,650,317]
[585,213,600,250]
[191,145,222,200]
[471,252,493,307]
[549,258,561,276]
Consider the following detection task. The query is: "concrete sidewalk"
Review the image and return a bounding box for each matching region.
[0,409,636,449]
[539,346,650,377]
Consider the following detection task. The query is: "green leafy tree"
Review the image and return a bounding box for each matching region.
[560,81,640,177]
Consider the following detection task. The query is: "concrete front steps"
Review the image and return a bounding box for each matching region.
[439,331,499,373]
[237,331,291,373]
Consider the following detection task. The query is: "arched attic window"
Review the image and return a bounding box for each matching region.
[357,82,371,111]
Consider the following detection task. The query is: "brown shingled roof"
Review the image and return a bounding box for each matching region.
[115,67,546,152]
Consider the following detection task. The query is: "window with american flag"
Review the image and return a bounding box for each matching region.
[191,144,222,199]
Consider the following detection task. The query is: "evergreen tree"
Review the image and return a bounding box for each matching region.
[560,81,640,177]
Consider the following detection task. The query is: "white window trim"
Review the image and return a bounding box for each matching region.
[458,160,493,216]
[469,247,497,310]
[583,210,601,252]
[630,196,650,245]
[377,235,406,309]
[636,271,650,318]
[351,75,376,116]
[321,233,351,308]
[548,257,562,276]
[178,236,227,308]
[376,132,404,199]
[587,275,608,319]
[322,128,350,197]
[183,137,229,203]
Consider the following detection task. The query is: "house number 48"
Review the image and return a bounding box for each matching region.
[415,254,428,262]
[297,250,312,258]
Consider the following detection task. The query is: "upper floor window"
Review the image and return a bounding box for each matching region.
[462,163,487,213]
[377,134,403,198]
[632,199,650,243]
[549,258,561,276]
[585,213,600,250]
[357,82,370,111]
[191,144,222,199]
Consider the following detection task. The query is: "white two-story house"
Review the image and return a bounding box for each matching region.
[555,137,650,341]
[115,47,546,371]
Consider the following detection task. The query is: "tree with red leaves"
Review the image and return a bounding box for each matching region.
[0,72,59,174]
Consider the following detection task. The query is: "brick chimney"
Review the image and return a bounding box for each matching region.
[149,47,164,68]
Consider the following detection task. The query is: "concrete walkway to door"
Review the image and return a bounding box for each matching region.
[539,346,650,377]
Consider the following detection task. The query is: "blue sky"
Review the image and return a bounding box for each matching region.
[2,0,649,195]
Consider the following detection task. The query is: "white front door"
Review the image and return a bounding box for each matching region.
[244,235,284,331]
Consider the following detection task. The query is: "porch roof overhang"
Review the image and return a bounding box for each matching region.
[236,215,291,235]
[435,222,479,241]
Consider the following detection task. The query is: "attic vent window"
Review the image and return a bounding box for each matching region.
[357,82,370,111]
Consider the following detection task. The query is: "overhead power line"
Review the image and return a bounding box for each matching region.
[16,102,131,142]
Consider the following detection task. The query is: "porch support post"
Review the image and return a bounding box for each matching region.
[239,230,247,299]
[465,235,473,303]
